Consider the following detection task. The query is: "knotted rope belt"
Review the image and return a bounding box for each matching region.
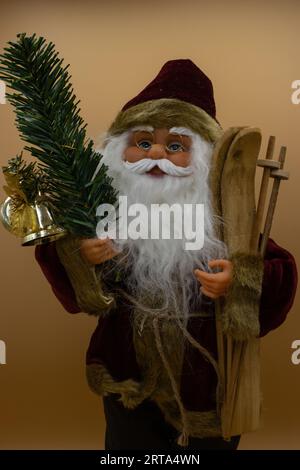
[137,311,222,447]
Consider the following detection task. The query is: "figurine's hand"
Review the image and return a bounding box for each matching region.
[194,259,233,299]
[80,237,120,265]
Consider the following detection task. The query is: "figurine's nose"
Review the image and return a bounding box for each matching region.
[147,144,167,159]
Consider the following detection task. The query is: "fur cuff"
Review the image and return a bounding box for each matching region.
[55,235,115,315]
[222,252,264,340]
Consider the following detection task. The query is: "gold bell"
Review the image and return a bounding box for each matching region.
[0,196,66,246]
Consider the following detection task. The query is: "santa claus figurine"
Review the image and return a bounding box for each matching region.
[35,60,297,450]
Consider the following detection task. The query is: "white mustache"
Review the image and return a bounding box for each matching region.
[123,158,194,177]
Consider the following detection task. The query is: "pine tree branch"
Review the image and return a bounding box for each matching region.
[0,33,117,237]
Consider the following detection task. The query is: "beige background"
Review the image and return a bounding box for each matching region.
[0,0,299,449]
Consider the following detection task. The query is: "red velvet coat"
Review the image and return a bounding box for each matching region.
[35,238,297,412]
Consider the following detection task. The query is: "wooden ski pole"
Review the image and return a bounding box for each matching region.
[250,136,279,253]
[260,146,289,256]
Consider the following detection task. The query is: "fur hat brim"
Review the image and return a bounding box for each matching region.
[108,98,223,143]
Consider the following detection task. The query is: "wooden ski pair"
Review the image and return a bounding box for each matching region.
[210,126,289,438]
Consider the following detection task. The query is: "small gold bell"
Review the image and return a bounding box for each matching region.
[0,195,66,246]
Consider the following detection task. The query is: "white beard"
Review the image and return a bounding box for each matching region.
[95,129,227,320]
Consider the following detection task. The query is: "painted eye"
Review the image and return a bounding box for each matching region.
[167,142,184,152]
[137,140,152,150]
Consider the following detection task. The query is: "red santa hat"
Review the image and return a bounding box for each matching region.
[108,59,222,143]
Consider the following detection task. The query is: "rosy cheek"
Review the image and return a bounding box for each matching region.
[123,146,145,163]
[168,152,191,167]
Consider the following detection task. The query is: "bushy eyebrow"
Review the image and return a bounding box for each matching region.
[169,126,194,137]
[131,125,154,133]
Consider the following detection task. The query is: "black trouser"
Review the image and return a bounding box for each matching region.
[103,394,240,450]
